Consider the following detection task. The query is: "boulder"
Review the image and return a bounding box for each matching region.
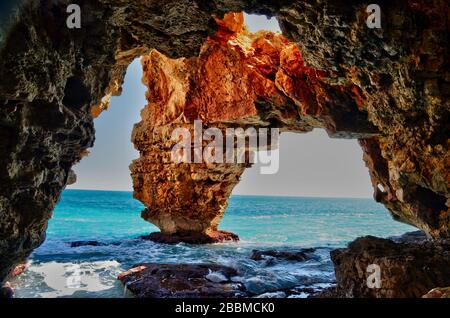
[250,248,317,262]
[69,241,107,248]
[0,282,13,298]
[329,236,450,298]
[141,230,239,244]
[118,263,247,298]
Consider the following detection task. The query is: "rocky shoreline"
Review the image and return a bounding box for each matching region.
[319,233,450,298]
[3,231,449,298]
[116,231,450,299]
[117,248,327,298]
[141,230,239,244]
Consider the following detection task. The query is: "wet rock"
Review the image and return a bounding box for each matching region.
[11,263,27,278]
[388,230,428,243]
[69,241,107,248]
[422,287,450,298]
[206,270,229,283]
[250,248,317,262]
[254,291,286,298]
[0,282,13,298]
[69,240,121,247]
[330,236,450,298]
[285,287,325,298]
[312,287,339,298]
[118,263,247,298]
[142,230,239,244]
[254,284,335,298]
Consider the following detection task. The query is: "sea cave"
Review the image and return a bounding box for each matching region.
[0,0,449,299]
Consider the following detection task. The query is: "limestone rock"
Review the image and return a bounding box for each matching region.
[422,287,450,298]
[142,230,239,244]
[118,263,247,298]
[131,12,376,239]
[250,248,317,262]
[330,236,450,298]
[0,0,219,284]
[0,282,14,298]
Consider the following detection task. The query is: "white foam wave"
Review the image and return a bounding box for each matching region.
[14,260,123,298]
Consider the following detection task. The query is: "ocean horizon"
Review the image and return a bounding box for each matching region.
[11,189,415,298]
[67,188,374,199]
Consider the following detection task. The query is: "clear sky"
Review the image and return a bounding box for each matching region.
[68,14,374,198]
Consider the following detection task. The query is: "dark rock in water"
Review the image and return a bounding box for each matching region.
[287,286,332,298]
[69,241,107,248]
[69,240,122,247]
[329,236,450,298]
[312,287,339,298]
[250,248,317,262]
[0,282,13,298]
[388,230,428,243]
[254,291,287,298]
[118,263,247,298]
[254,283,336,299]
[141,231,239,244]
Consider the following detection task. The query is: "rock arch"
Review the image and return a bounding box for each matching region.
[130,12,381,243]
[0,0,448,285]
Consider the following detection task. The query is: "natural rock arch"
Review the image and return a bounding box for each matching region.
[0,0,448,286]
[130,12,382,243]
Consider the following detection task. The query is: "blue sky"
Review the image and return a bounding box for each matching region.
[68,14,374,198]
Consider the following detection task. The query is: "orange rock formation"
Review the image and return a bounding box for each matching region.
[130,13,375,243]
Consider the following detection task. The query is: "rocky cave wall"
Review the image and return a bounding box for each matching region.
[0,0,449,285]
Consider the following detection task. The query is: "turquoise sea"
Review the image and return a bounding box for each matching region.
[12,189,414,298]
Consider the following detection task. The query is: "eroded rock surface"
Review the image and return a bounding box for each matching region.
[118,263,246,298]
[131,12,377,240]
[0,0,219,285]
[250,248,317,262]
[131,2,449,241]
[142,230,239,244]
[422,287,450,298]
[329,236,450,298]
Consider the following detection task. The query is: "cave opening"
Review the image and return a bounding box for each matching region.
[60,57,160,238]
[68,58,145,192]
[45,11,423,252]
[101,11,416,245]
[232,129,374,198]
[243,12,281,33]
[223,129,415,246]
[2,1,447,299]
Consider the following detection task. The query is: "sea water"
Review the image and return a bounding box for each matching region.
[12,189,414,298]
